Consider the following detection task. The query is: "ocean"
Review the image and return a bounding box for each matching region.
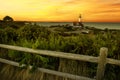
[34,22,120,30]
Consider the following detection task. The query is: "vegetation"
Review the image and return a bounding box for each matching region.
[0,21,120,80]
[3,16,14,22]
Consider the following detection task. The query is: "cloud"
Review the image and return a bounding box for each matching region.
[100,10,120,13]
[110,3,120,6]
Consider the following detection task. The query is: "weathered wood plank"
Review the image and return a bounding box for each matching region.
[96,47,108,80]
[0,58,19,66]
[0,44,98,63]
[0,44,120,66]
[0,58,95,80]
[107,58,120,66]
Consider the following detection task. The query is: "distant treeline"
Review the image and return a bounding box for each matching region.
[0,16,26,29]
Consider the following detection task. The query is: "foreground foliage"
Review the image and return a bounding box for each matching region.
[0,24,120,80]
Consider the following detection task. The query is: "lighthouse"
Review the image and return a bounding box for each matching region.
[78,14,84,28]
[78,14,82,22]
[73,14,84,28]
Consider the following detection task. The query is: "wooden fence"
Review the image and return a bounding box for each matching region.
[0,44,120,80]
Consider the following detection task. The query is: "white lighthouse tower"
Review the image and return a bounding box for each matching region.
[78,14,82,22]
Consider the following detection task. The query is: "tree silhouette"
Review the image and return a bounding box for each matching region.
[3,16,14,22]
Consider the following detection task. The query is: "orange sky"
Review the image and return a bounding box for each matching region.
[0,0,120,22]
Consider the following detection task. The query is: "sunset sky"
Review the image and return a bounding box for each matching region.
[0,0,120,22]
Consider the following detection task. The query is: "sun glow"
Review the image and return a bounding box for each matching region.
[0,0,120,22]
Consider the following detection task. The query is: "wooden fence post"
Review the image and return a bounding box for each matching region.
[96,47,108,80]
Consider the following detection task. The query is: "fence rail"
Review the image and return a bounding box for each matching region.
[0,58,94,80]
[0,44,120,80]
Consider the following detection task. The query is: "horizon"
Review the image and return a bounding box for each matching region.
[0,0,120,22]
[1,19,120,23]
